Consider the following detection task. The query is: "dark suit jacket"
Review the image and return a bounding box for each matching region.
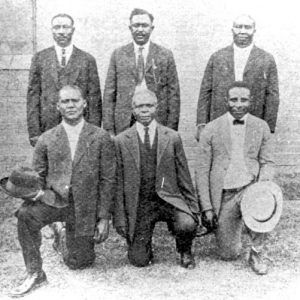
[27,46,102,145]
[114,123,198,242]
[197,45,279,132]
[195,113,274,216]
[33,122,116,236]
[103,42,180,134]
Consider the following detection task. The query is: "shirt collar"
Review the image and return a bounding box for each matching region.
[136,119,157,133]
[61,118,85,132]
[233,42,254,54]
[227,112,248,124]
[133,40,150,54]
[54,42,74,56]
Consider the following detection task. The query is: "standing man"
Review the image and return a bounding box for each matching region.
[27,13,102,147]
[114,89,198,269]
[196,82,277,275]
[103,8,180,135]
[196,14,279,140]
[9,85,115,297]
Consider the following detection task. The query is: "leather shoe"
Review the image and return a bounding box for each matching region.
[180,252,196,269]
[248,248,268,275]
[9,271,47,297]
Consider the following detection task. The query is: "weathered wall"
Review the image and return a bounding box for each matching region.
[1,0,300,196]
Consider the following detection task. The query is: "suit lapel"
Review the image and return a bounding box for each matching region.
[145,42,158,73]
[220,114,232,156]
[124,43,138,80]
[226,45,235,81]
[124,125,140,171]
[244,115,256,154]
[62,46,81,83]
[243,45,259,78]
[53,124,72,164]
[72,122,96,168]
[47,47,59,86]
[157,125,170,167]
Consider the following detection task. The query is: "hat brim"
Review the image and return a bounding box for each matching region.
[0,177,38,199]
[241,181,283,233]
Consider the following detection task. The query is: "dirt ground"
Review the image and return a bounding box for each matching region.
[0,196,300,300]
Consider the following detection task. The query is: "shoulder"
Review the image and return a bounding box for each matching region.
[115,126,134,143]
[73,46,96,62]
[32,47,54,60]
[152,42,173,54]
[253,46,274,59]
[247,114,271,132]
[158,124,181,141]
[112,43,132,55]
[210,45,232,59]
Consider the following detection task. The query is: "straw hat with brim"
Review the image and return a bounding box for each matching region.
[241,181,283,233]
[0,166,40,199]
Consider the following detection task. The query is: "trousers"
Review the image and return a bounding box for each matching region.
[128,193,197,267]
[216,188,265,260]
[16,198,95,274]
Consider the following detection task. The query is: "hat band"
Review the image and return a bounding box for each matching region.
[252,195,277,223]
[5,180,38,197]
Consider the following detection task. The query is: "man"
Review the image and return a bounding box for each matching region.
[10,85,115,296]
[196,81,275,275]
[114,88,198,269]
[196,14,279,140]
[27,13,102,147]
[103,8,180,135]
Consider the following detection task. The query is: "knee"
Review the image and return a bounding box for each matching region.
[216,236,242,260]
[174,214,197,234]
[16,206,32,223]
[128,249,151,267]
[128,254,150,267]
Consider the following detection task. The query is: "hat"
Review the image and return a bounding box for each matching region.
[0,166,41,199]
[241,181,283,233]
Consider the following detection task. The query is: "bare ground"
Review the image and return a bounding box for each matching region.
[0,194,300,300]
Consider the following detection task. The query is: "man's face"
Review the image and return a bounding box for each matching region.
[133,94,157,126]
[232,15,256,48]
[52,16,74,47]
[57,88,86,124]
[227,87,251,119]
[129,14,154,45]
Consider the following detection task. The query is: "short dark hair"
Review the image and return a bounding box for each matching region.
[58,85,83,100]
[226,81,251,98]
[129,8,154,23]
[51,13,74,27]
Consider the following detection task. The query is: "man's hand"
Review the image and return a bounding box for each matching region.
[195,124,206,142]
[201,210,218,232]
[22,190,44,202]
[116,226,127,239]
[94,219,109,243]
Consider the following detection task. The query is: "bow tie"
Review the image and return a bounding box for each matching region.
[233,119,245,125]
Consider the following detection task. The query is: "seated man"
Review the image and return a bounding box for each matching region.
[114,88,199,269]
[5,85,115,297]
[195,81,279,275]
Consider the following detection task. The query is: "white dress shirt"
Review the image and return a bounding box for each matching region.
[62,119,84,160]
[233,43,253,81]
[136,119,157,147]
[223,112,254,189]
[133,40,150,88]
[54,42,74,67]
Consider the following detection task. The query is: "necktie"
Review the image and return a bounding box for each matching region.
[61,48,66,67]
[144,126,151,150]
[233,119,245,125]
[137,47,145,85]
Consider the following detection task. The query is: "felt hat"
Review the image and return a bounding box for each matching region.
[0,166,40,199]
[241,181,283,233]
